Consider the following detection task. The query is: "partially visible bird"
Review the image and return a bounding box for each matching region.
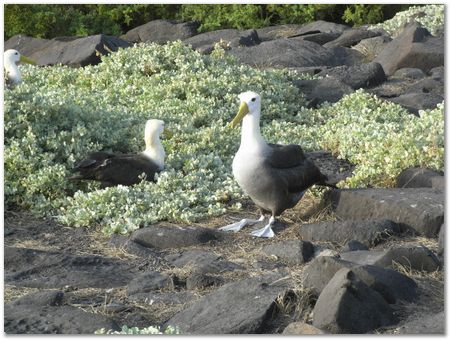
[4,49,36,87]
[219,91,336,238]
[69,119,171,188]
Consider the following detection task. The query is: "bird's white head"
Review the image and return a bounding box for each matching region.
[4,49,36,86]
[4,49,36,66]
[143,119,171,169]
[230,91,261,128]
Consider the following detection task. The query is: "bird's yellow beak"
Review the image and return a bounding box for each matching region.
[162,128,173,139]
[229,102,249,128]
[19,55,36,65]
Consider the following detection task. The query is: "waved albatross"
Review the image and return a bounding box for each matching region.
[220,91,335,238]
[4,49,36,87]
[70,119,171,187]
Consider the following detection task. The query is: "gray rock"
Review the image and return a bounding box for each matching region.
[5,34,131,67]
[256,24,304,41]
[327,188,444,237]
[4,304,119,334]
[341,240,369,252]
[131,225,226,249]
[352,35,393,60]
[393,67,426,79]
[300,219,400,247]
[429,66,444,81]
[4,246,136,289]
[183,28,259,53]
[317,62,386,89]
[303,256,418,303]
[293,77,354,107]
[312,268,397,333]
[12,290,65,307]
[165,250,242,274]
[323,28,379,48]
[128,291,196,305]
[166,272,293,334]
[121,19,199,44]
[296,20,350,35]
[290,32,341,45]
[438,224,444,256]
[396,167,443,188]
[397,311,444,334]
[406,77,444,96]
[228,39,363,69]
[186,272,223,290]
[431,176,445,191]
[339,246,441,272]
[108,234,159,258]
[127,271,174,296]
[388,92,443,115]
[374,22,444,75]
[262,240,314,266]
[282,322,325,334]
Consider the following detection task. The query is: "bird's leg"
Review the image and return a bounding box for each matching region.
[250,216,276,238]
[219,215,265,232]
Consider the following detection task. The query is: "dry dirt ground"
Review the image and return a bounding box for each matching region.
[3,193,444,334]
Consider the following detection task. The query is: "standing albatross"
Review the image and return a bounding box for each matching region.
[4,49,36,87]
[219,91,335,238]
[70,119,171,187]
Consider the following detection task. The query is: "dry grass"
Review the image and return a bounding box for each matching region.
[4,285,41,303]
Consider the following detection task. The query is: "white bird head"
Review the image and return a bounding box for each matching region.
[143,119,171,169]
[4,49,36,66]
[4,49,36,86]
[230,91,261,128]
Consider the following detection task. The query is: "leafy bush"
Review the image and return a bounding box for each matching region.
[370,4,444,36]
[5,44,443,235]
[95,325,180,334]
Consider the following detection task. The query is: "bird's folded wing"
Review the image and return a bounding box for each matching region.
[266,143,307,169]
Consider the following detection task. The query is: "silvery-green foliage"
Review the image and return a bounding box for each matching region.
[370,4,444,37]
[5,41,306,232]
[95,325,180,334]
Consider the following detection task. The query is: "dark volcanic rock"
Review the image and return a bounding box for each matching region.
[306,151,355,186]
[327,188,444,237]
[183,28,260,53]
[299,219,400,247]
[4,304,119,334]
[396,167,443,188]
[262,240,314,266]
[293,77,354,107]
[126,271,174,296]
[374,22,444,75]
[256,24,304,41]
[393,67,426,79]
[339,246,441,272]
[165,250,242,274]
[228,39,361,69]
[431,176,445,191]
[388,92,443,115]
[290,32,341,45]
[303,256,418,303]
[5,34,131,67]
[108,234,159,258]
[4,246,136,289]
[131,225,226,249]
[312,268,397,333]
[341,240,369,252]
[317,62,386,89]
[352,35,392,60]
[429,66,444,81]
[323,28,379,48]
[296,20,350,35]
[397,311,444,334]
[12,290,65,307]
[166,272,293,334]
[186,272,224,290]
[121,19,199,43]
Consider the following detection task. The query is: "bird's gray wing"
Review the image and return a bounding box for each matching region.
[266,143,306,169]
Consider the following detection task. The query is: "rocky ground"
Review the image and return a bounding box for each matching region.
[4,166,444,334]
[4,14,445,335]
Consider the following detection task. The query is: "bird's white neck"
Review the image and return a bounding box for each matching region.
[5,60,21,85]
[239,112,267,152]
[143,135,165,170]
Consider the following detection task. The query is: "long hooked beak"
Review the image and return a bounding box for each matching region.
[229,102,249,128]
[19,55,36,65]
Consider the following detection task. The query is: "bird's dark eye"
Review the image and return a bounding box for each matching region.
[15,52,18,55]
[251,98,256,102]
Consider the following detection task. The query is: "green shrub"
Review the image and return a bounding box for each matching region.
[95,325,180,334]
